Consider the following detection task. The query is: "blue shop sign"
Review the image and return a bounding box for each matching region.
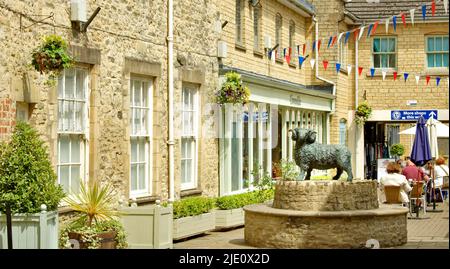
[243,111,269,122]
[391,110,438,121]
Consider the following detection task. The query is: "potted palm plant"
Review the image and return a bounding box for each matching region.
[59,181,127,249]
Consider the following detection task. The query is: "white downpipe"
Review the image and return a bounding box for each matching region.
[167,0,175,202]
[355,37,360,179]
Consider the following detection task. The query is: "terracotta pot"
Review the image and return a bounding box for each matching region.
[68,231,117,249]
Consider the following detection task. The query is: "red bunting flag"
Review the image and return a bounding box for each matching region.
[393,71,398,81]
[358,67,363,76]
[318,39,321,51]
[401,13,406,27]
[331,35,337,47]
[426,75,431,85]
[372,21,380,34]
[432,0,436,16]
[323,60,329,70]
[303,44,306,55]
[353,29,360,41]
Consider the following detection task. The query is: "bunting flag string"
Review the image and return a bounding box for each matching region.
[436,76,441,85]
[358,26,365,40]
[385,18,390,33]
[327,36,333,48]
[310,59,316,69]
[432,0,436,16]
[415,75,421,85]
[370,67,375,77]
[299,56,306,68]
[404,72,409,82]
[382,69,387,80]
[344,31,351,45]
[393,15,397,31]
[445,0,448,14]
[336,63,341,73]
[401,12,407,27]
[358,67,364,76]
[426,75,431,85]
[410,8,415,25]
[347,65,352,75]
[422,4,427,20]
[393,71,398,81]
[323,60,329,70]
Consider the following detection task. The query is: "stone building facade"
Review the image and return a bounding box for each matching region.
[0,0,221,209]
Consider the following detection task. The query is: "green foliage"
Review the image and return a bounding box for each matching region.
[0,121,65,214]
[172,196,215,219]
[279,159,300,181]
[59,219,127,249]
[215,189,274,210]
[216,72,250,105]
[355,101,372,126]
[390,143,405,157]
[31,34,74,84]
[251,164,275,190]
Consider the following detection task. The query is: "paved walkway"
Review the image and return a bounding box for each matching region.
[174,202,449,249]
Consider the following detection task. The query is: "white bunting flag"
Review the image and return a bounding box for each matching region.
[410,9,415,26]
[445,0,448,14]
[271,50,276,65]
[358,26,365,40]
[385,18,390,33]
[347,65,352,75]
[415,75,420,85]
[337,32,344,43]
[382,70,387,80]
[310,59,316,69]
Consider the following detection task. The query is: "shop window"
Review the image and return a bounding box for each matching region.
[181,84,199,190]
[373,37,396,69]
[57,68,88,195]
[130,78,152,197]
[426,36,449,68]
[386,124,400,148]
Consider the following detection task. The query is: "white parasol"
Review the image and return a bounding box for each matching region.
[399,120,449,138]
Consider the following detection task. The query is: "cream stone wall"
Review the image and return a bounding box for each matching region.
[0,0,220,207]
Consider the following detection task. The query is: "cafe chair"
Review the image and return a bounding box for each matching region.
[384,185,402,205]
[409,181,426,216]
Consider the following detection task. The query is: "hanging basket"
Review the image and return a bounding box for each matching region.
[355,101,372,126]
[216,72,250,105]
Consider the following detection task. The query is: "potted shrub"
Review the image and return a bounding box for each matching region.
[31,34,74,84]
[172,196,215,240]
[0,121,65,249]
[354,101,372,126]
[215,189,274,230]
[390,143,405,160]
[216,71,250,105]
[59,181,127,249]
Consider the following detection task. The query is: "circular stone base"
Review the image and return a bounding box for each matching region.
[273,180,379,211]
[244,203,408,249]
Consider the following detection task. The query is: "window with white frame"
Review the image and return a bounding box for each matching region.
[57,68,88,195]
[181,84,199,190]
[426,36,449,68]
[373,37,396,69]
[275,13,282,59]
[235,0,245,45]
[130,78,152,197]
[339,37,347,67]
[253,4,261,51]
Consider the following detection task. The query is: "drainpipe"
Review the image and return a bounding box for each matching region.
[167,0,175,202]
[355,35,360,179]
[313,16,336,145]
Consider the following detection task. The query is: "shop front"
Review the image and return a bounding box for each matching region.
[218,67,334,196]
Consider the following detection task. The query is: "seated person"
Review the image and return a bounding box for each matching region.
[381,162,412,203]
[402,157,428,182]
[434,157,449,189]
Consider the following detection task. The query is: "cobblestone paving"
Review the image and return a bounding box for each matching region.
[174,202,449,249]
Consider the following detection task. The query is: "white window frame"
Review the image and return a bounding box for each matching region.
[181,83,200,191]
[426,35,449,68]
[372,36,397,69]
[129,77,153,198]
[57,68,89,195]
[338,37,348,67]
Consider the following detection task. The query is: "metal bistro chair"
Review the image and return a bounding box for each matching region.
[409,181,426,216]
[384,185,402,205]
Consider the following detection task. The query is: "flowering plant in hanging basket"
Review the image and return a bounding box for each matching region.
[31,35,74,82]
[355,101,372,126]
[215,72,250,105]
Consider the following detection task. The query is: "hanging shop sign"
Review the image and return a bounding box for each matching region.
[391,110,438,120]
[243,111,269,122]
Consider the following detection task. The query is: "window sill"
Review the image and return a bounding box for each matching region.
[180,188,203,198]
[235,43,246,52]
[131,195,159,206]
[275,58,284,64]
[423,68,449,76]
[253,50,264,58]
[339,68,348,75]
[288,62,297,69]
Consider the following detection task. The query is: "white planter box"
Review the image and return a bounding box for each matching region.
[119,204,173,249]
[0,209,58,249]
[215,208,245,230]
[173,212,215,240]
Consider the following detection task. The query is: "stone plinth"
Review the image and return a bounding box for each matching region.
[244,203,408,249]
[273,180,379,211]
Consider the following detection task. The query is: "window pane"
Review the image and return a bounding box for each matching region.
[428,37,435,52]
[58,100,64,131]
[139,139,146,161]
[131,139,137,162]
[436,54,443,67]
[134,109,140,134]
[75,102,83,132]
[138,164,146,190]
[131,165,137,191]
[428,54,435,67]
[59,136,70,164]
[388,39,395,52]
[142,82,148,107]
[133,81,141,106]
[58,76,64,98]
[374,54,381,68]
[71,136,80,163]
[59,166,70,193]
[443,37,449,51]
[181,160,187,183]
[380,38,387,52]
[65,69,75,98]
[254,6,260,49]
[388,55,396,68]
[373,38,380,52]
[184,159,191,183]
[71,166,80,194]
[76,70,85,99]
[444,53,449,67]
[381,54,388,68]
[435,37,443,51]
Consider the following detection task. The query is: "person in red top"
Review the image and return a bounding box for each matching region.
[402,157,429,182]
